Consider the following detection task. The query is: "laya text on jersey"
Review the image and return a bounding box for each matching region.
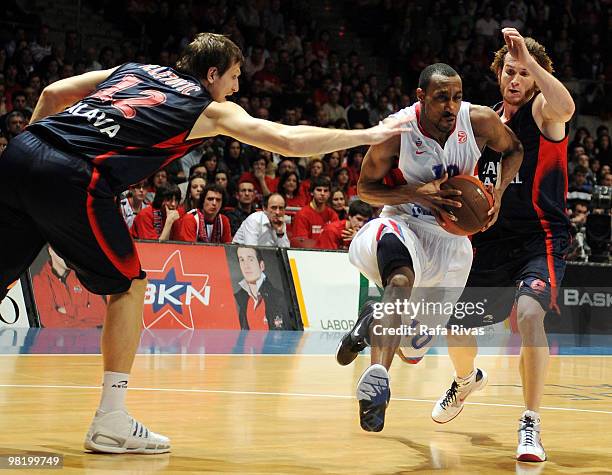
[66,101,120,138]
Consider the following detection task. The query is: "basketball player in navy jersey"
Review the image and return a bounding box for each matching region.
[334,63,523,432]
[0,33,410,454]
[432,29,575,462]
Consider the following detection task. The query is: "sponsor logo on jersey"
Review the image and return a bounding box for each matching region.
[415,138,422,147]
[457,130,467,144]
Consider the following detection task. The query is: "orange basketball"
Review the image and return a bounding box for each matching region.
[439,175,494,236]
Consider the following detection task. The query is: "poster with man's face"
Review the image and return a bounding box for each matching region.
[226,245,295,331]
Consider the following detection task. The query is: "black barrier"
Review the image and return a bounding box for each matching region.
[545,263,612,334]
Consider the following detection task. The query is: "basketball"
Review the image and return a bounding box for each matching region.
[440,175,494,235]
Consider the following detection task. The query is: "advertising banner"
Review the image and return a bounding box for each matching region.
[287,250,362,331]
[29,245,107,328]
[138,242,239,329]
[0,279,30,328]
[225,245,297,330]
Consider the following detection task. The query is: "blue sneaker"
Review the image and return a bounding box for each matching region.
[356,364,391,432]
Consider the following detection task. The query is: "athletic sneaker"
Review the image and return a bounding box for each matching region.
[431,368,488,423]
[335,301,375,366]
[84,409,170,454]
[356,364,390,432]
[516,411,546,462]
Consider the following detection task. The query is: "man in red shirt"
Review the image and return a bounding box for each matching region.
[291,176,338,247]
[131,183,182,241]
[317,200,373,250]
[171,184,232,243]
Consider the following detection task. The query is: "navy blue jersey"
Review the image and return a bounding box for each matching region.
[28,63,212,192]
[473,94,571,246]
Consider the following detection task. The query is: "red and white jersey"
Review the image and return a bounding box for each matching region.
[382,101,481,227]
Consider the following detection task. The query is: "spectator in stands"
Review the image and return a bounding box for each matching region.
[346,90,371,128]
[201,152,220,179]
[316,199,373,250]
[369,95,393,125]
[244,45,266,79]
[268,157,296,190]
[120,180,149,229]
[569,165,594,193]
[329,187,349,220]
[584,136,597,158]
[300,158,325,196]
[233,193,289,247]
[11,91,31,118]
[182,174,207,212]
[145,168,169,204]
[346,148,365,186]
[323,151,342,179]
[233,246,290,330]
[277,171,308,207]
[569,201,589,228]
[131,183,182,241]
[214,170,230,192]
[0,135,7,157]
[225,181,257,235]
[601,173,612,187]
[474,6,500,46]
[224,139,248,180]
[239,154,277,202]
[291,176,338,247]
[596,134,611,167]
[332,167,358,200]
[321,88,347,124]
[5,110,26,141]
[171,184,231,244]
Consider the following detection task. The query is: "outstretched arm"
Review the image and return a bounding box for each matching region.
[189,101,410,157]
[30,67,119,123]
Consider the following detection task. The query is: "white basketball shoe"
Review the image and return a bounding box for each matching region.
[516,411,546,462]
[431,368,488,423]
[84,409,170,454]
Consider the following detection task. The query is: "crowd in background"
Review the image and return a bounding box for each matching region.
[0,0,610,257]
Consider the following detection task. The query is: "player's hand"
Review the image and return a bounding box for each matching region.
[363,113,414,144]
[481,184,501,231]
[502,28,532,67]
[412,172,462,227]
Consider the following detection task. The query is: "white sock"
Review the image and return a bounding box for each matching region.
[455,370,476,388]
[98,371,129,413]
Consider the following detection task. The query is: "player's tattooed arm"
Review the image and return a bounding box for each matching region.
[30,67,119,123]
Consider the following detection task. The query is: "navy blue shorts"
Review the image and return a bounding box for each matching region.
[449,233,569,327]
[0,131,144,297]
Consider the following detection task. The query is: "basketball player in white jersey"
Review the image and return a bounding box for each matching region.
[335,63,524,432]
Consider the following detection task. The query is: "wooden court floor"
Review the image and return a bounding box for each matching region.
[0,353,611,474]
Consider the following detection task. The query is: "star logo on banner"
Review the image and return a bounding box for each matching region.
[143,250,210,329]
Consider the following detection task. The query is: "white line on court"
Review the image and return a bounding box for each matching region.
[1,353,612,357]
[0,383,611,416]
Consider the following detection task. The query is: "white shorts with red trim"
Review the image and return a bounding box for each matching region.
[348,214,474,360]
